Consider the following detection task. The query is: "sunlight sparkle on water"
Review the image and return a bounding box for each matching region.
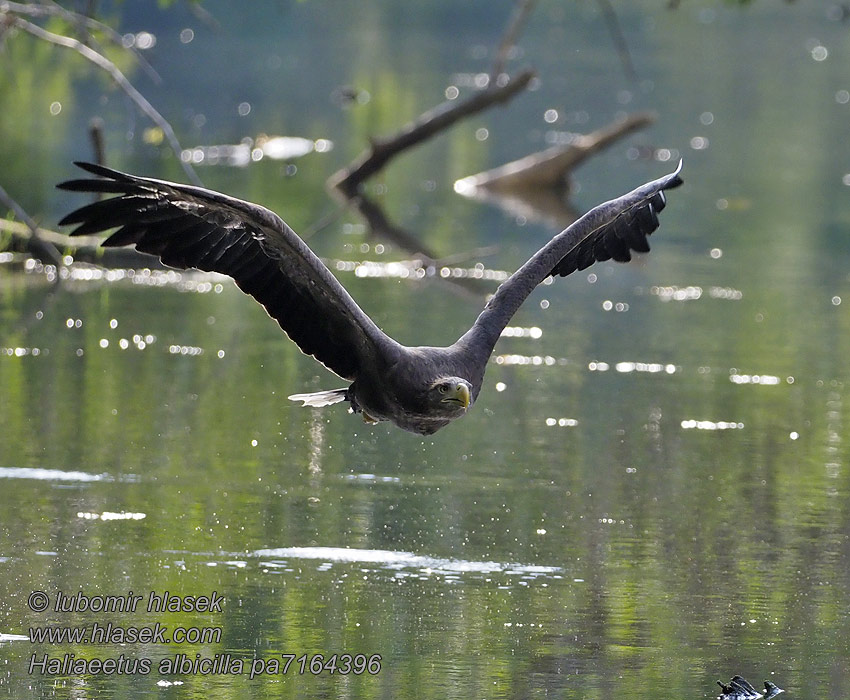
[1,347,44,357]
[545,417,578,427]
[0,634,30,643]
[602,300,629,312]
[811,44,828,61]
[729,372,783,385]
[343,473,401,484]
[681,420,744,430]
[252,546,561,580]
[169,344,203,356]
[494,354,565,367]
[122,31,156,50]
[500,326,542,339]
[450,72,491,89]
[180,136,332,167]
[0,467,108,482]
[342,259,509,282]
[652,285,702,301]
[710,286,742,299]
[77,511,146,521]
[615,362,677,374]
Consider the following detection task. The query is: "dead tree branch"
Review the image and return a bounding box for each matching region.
[346,194,500,300]
[8,15,201,186]
[491,0,537,79]
[328,68,535,198]
[0,219,160,268]
[349,194,440,260]
[0,186,63,266]
[596,0,637,83]
[3,0,162,84]
[455,111,655,194]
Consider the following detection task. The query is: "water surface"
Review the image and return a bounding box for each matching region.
[2,2,850,698]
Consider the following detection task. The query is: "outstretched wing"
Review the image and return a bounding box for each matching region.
[549,161,683,277]
[58,162,400,380]
[461,162,683,353]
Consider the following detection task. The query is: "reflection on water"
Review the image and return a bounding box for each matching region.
[181,135,333,168]
[76,511,146,521]
[252,546,561,578]
[4,1,850,699]
[0,466,111,482]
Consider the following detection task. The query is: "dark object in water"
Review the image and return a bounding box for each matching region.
[717,676,784,700]
[763,681,784,699]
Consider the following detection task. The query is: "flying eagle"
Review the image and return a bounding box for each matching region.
[58,161,683,435]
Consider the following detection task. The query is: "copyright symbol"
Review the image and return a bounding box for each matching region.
[28,591,50,612]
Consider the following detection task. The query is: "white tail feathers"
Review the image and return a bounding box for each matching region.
[288,388,348,408]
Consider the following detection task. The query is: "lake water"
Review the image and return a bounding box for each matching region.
[2,1,850,698]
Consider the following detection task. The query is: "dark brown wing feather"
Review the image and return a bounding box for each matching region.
[459,163,683,356]
[550,163,682,276]
[58,162,400,380]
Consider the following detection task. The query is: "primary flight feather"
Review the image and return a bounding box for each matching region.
[58,161,683,435]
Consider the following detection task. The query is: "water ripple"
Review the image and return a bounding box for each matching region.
[0,466,140,483]
[0,466,109,482]
[252,546,560,578]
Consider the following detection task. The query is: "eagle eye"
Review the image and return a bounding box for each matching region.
[437,383,449,394]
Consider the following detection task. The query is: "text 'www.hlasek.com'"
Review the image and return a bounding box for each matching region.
[26,589,382,678]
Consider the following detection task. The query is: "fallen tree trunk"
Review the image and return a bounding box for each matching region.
[454,111,655,194]
[328,68,536,198]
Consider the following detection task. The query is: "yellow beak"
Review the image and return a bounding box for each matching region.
[442,383,470,410]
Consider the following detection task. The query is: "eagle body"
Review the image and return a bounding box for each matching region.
[59,161,682,435]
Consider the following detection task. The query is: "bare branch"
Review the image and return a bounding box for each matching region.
[0,218,160,268]
[455,111,655,193]
[4,0,162,83]
[0,185,62,266]
[595,0,637,83]
[8,15,201,186]
[453,112,654,228]
[89,117,107,167]
[328,68,535,197]
[185,1,221,31]
[349,194,440,260]
[491,0,537,79]
[345,194,499,301]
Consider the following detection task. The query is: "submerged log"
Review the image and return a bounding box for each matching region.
[454,111,655,195]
